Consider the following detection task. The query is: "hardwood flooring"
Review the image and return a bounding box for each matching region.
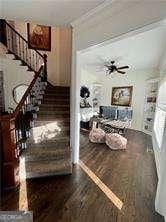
[1,130,164,222]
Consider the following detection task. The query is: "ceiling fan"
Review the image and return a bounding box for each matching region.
[105,61,129,75]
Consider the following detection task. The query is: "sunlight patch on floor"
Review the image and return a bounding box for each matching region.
[32,121,61,143]
[79,160,123,210]
[19,157,28,211]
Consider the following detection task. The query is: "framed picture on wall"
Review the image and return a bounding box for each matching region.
[27,23,51,51]
[111,86,133,107]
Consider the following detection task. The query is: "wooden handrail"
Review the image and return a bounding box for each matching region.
[14,65,43,117]
[4,20,44,59]
[0,66,43,122]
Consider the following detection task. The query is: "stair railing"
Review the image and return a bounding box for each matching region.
[0,19,45,73]
[0,19,48,189]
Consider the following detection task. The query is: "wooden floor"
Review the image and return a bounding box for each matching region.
[1,130,164,222]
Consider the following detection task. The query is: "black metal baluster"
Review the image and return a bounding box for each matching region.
[12,31,15,55]
[36,53,38,71]
[15,32,17,55]
[14,31,17,56]
[25,44,27,65]
[15,120,19,157]
[11,29,14,53]
[7,26,11,52]
[22,40,25,63]
[6,25,9,50]
[32,52,35,70]
[29,50,32,70]
[17,113,21,153]
[18,36,21,59]
[7,26,10,52]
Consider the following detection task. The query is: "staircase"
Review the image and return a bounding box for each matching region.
[21,84,71,178]
[0,19,72,189]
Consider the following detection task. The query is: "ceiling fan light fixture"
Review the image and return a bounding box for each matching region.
[105,60,129,76]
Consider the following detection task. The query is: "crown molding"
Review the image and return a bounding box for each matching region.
[71,0,116,28]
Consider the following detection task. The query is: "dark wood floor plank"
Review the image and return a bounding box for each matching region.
[1,129,164,222]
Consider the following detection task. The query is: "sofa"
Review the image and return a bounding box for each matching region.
[90,106,133,134]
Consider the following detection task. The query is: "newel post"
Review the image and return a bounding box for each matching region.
[43,54,47,82]
[1,115,20,190]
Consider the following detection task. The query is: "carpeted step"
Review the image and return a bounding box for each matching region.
[42,99,70,105]
[28,131,70,143]
[39,105,69,111]
[46,84,69,89]
[37,115,70,121]
[21,83,71,179]
[32,124,70,132]
[22,146,70,162]
[28,136,70,145]
[28,140,70,149]
[37,115,70,120]
[44,92,69,97]
[45,87,70,95]
[33,120,70,127]
[40,103,70,108]
[43,97,70,104]
[38,110,70,115]
[44,94,69,100]
[24,159,72,178]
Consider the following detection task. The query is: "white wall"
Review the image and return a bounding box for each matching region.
[153,73,166,220]
[80,68,159,131]
[80,68,101,108]
[80,68,100,86]
[0,44,34,110]
[100,69,159,130]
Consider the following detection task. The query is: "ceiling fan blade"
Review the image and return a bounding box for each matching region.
[117,70,126,74]
[117,66,129,69]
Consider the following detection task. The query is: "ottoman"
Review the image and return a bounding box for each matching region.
[106,133,127,150]
[89,128,106,143]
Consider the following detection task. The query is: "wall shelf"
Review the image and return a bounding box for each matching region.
[142,78,160,135]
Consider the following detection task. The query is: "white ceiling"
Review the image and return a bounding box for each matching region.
[1,0,105,26]
[80,25,166,73]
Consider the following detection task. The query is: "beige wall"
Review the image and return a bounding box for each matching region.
[13,21,71,86]
[59,28,72,86]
